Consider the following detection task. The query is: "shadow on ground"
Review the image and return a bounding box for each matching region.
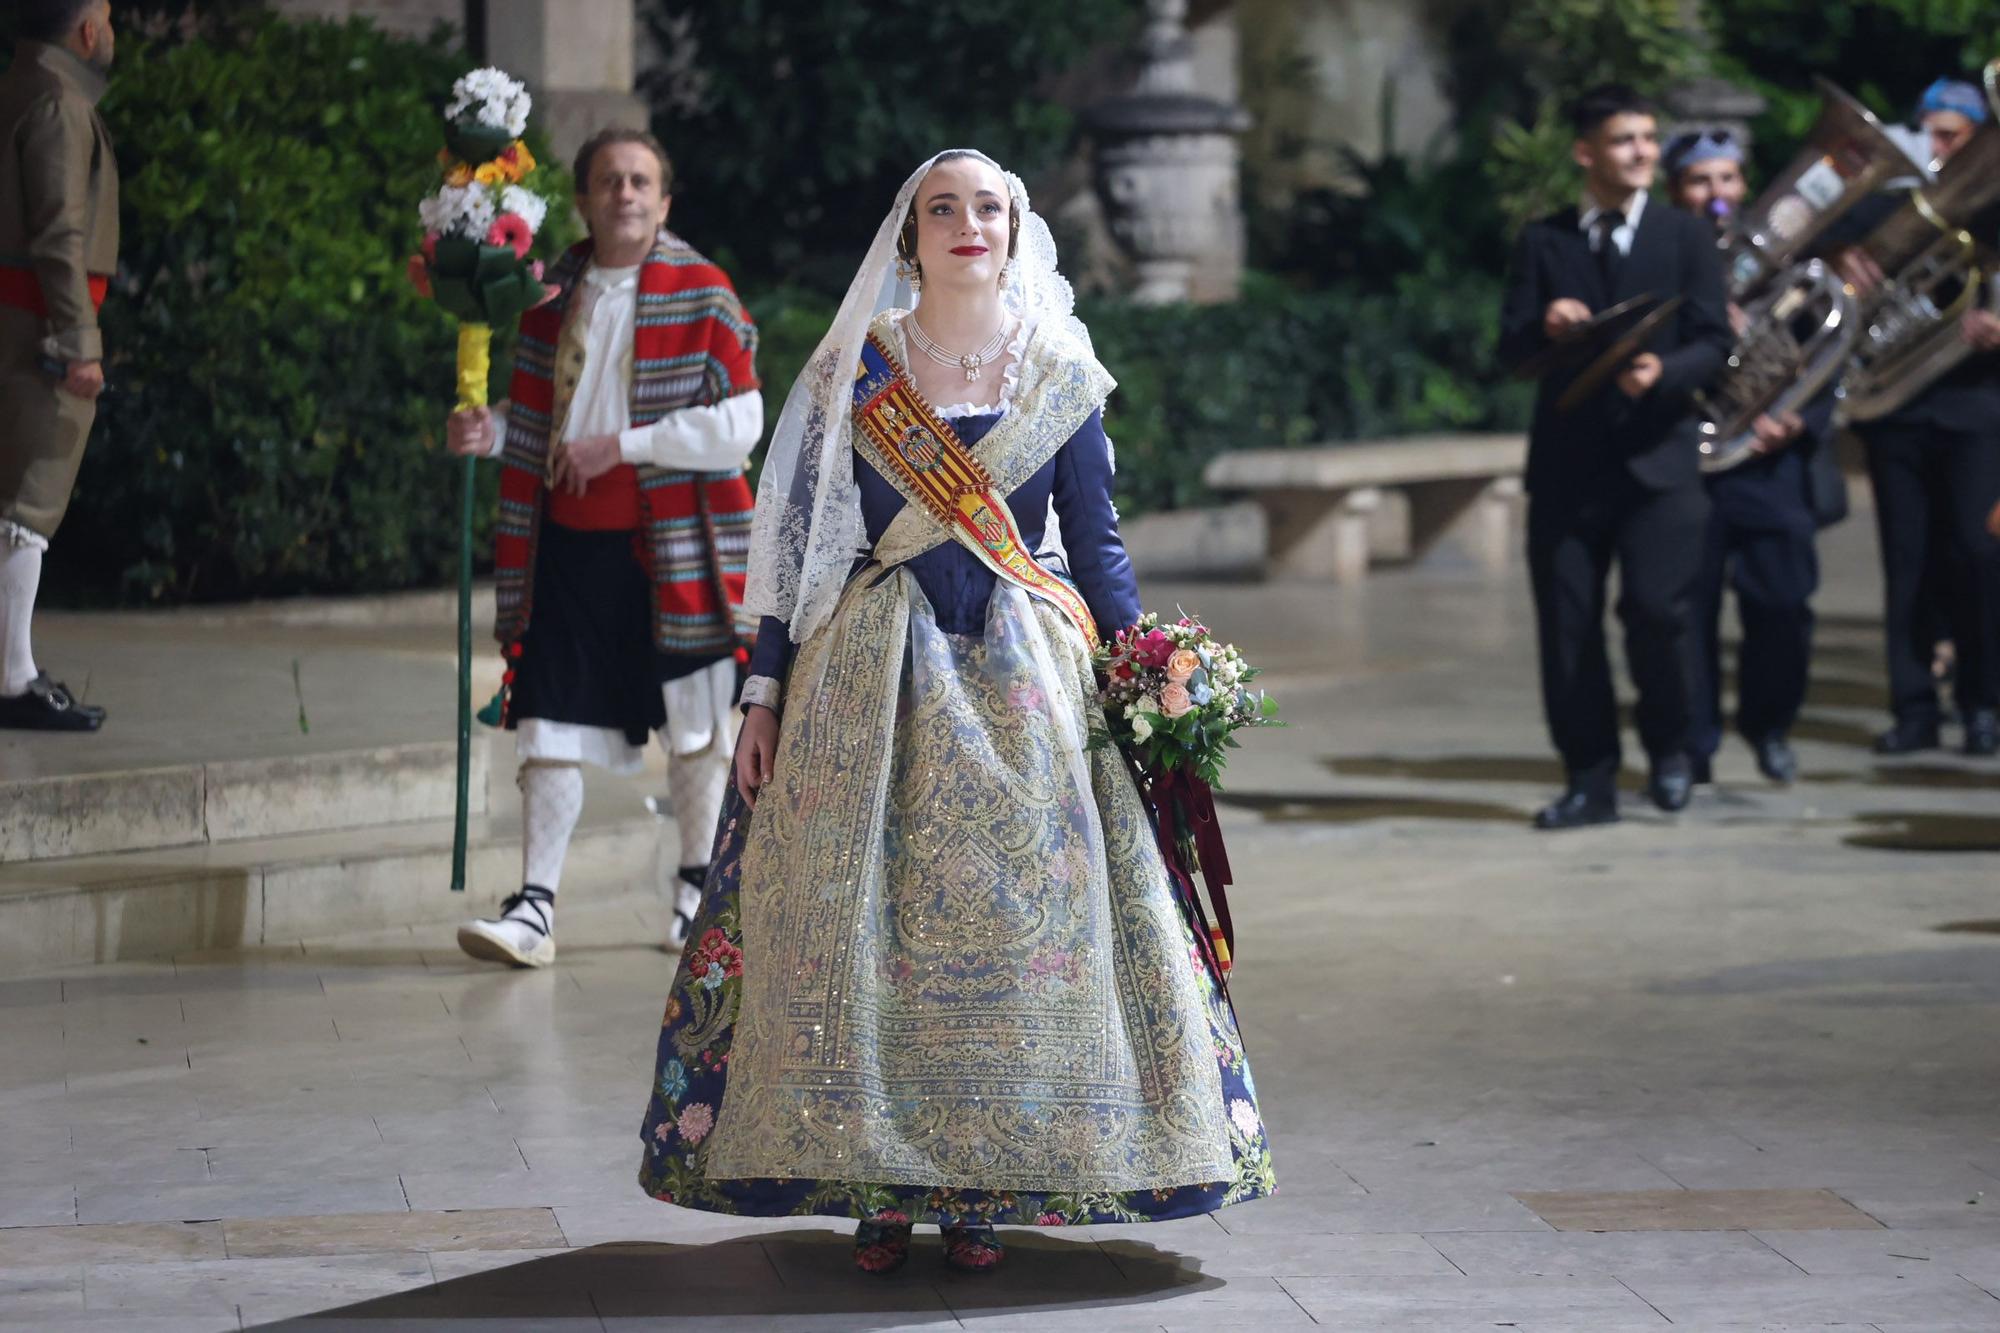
[1649,942,2000,1005]
[247,1231,1219,1329]
[1218,789,1523,824]
[1844,812,2000,852]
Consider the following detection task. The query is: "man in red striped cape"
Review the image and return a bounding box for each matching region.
[446,128,761,968]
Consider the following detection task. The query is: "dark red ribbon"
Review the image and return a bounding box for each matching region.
[1140,763,1237,1005]
[1154,766,1235,959]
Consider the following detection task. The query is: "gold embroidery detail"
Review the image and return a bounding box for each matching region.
[702,573,1233,1191]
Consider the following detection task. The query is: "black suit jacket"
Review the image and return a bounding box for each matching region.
[1499,201,1733,499]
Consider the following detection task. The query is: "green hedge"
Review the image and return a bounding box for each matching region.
[1081,272,1529,516]
[42,15,575,606]
[743,272,1529,518]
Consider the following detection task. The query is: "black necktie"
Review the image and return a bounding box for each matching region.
[1592,210,1625,294]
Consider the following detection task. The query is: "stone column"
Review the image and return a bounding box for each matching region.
[1081,0,1251,305]
[482,0,646,173]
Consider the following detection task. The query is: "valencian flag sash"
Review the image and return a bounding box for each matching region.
[850,332,1097,647]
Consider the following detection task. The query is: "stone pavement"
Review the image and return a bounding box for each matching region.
[3,506,1999,1330]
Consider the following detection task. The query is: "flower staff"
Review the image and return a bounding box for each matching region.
[406,67,557,892]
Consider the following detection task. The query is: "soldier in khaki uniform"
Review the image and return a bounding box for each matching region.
[0,0,116,731]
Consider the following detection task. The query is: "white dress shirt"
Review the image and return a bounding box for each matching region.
[1578,189,1648,258]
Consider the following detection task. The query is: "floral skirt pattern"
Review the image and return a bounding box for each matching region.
[637,577,1275,1226]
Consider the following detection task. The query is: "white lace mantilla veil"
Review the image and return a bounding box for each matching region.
[742,148,1100,648]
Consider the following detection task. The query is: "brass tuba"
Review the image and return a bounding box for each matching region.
[1720,78,1916,301]
[1694,79,1916,472]
[1838,59,2000,423]
[1696,260,1857,473]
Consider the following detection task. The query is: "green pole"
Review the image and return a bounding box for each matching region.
[451,451,474,891]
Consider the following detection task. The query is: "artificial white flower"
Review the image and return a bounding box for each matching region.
[445,67,531,139]
[499,185,548,234]
[418,182,497,240]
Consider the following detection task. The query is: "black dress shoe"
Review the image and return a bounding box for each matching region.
[0,674,105,732]
[1966,710,1999,758]
[1648,754,1693,812]
[1752,735,1798,784]
[1872,718,1941,755]
[1532,788,1618,831]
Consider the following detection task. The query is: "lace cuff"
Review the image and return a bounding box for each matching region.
[739,674,783,717]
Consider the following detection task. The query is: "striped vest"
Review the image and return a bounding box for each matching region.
[492,233,760,659]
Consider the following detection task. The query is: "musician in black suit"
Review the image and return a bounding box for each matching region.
[1664,128,1848,789]
[1830,78,2000,759]
[1498,85,1733,829]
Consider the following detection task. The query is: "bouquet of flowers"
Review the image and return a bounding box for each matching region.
[407,66,557,410]
[1093,613,1279,981]
[1094,613,1278,786]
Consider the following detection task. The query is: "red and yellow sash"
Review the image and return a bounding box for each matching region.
[851,332,1097,647]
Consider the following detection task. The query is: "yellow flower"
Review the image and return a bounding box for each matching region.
[474,161,508,186]
[444,162,474,188]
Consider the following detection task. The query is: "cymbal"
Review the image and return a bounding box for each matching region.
[1512,293,1662,381]
[1555,296,1686,414]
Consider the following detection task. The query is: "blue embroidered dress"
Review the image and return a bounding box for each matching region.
[638,316,1273,1226]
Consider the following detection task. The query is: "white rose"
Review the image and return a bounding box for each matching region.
[1131,714,1153,742]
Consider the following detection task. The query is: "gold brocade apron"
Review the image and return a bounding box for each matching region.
[701,318,1235,1191]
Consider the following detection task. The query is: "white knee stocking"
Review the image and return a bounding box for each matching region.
[665,740,730,871]
[0,538,43,696]
[519,761,585,892]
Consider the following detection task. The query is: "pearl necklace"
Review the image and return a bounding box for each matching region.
[907,313,1009,382]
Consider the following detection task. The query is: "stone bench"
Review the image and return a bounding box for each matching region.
[1201,433,1527,582]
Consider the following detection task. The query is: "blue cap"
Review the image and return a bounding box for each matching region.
[1917,78,1989,125]
[1663,127,1744,179]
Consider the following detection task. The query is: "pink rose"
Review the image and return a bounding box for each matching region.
[1159,682,1193,717]
[1137,630,1175,668]
[1166,648,1201,682]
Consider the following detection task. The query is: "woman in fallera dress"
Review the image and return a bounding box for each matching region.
[637,149,1273,1275]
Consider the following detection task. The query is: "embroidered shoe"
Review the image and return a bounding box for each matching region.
[942,1223,1004,1273]
[664,865,705,952]
[853,1219,913,1275]
[457,886,556,968]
